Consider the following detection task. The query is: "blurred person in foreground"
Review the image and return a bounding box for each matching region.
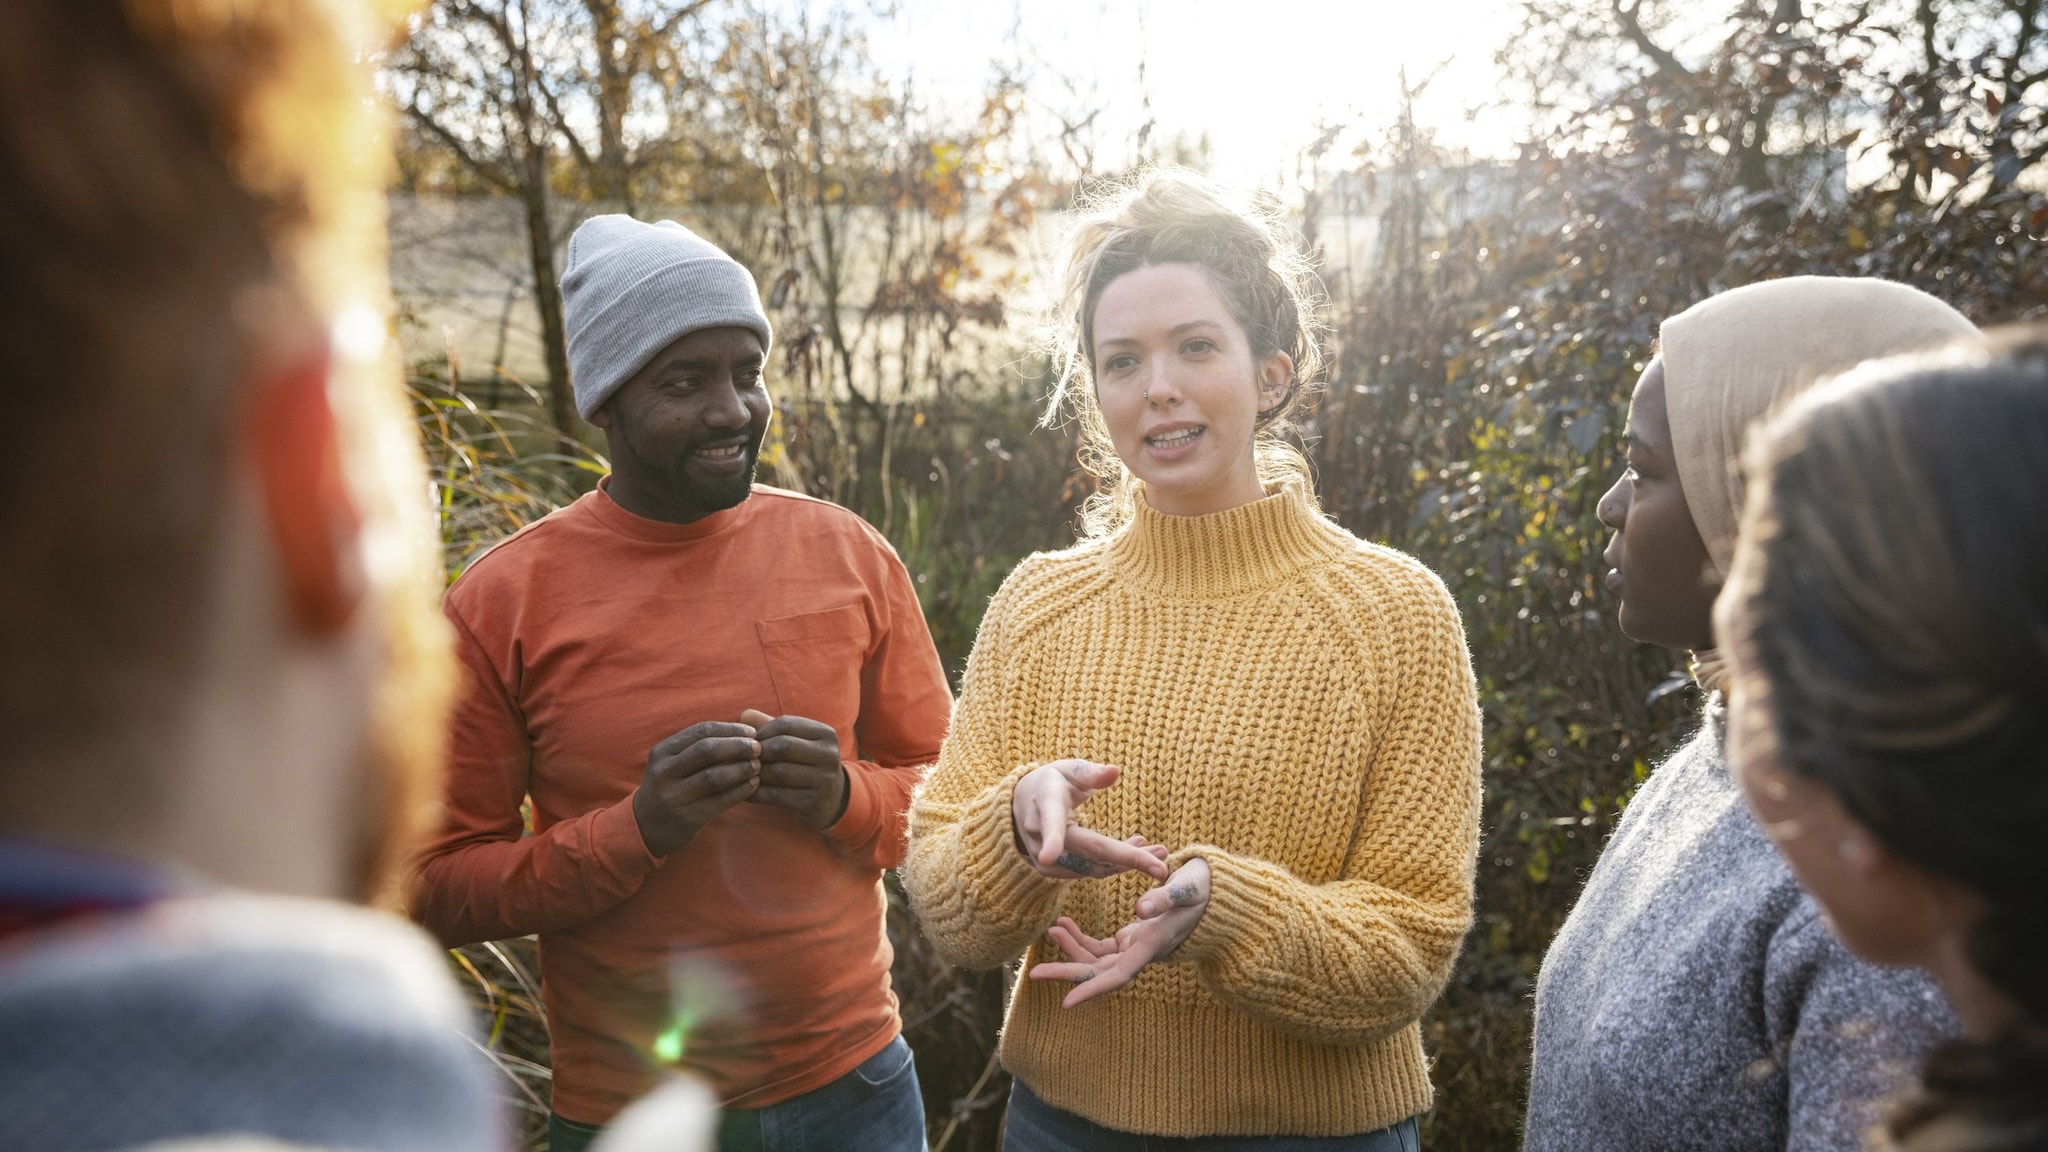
[407,215,952,1152]
[1718,329,2048,1151]
[0,1,498,1150]
[1523,277,1973,1151]
[905,168,1482,1150]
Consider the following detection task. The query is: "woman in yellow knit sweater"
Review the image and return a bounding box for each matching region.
[902,169,1483,1150]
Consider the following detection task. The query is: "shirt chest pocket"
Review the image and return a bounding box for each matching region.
[756,602,871,739]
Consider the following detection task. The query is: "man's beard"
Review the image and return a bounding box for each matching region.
[670,437,760,513]
[620,422,765,516]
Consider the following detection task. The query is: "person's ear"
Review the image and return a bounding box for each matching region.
[243,343,363,637]
[1837,823,1888,875]
[1256,352,1295,414]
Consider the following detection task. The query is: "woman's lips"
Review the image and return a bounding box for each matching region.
[1143,424,1205,460]
[1603,567,1624,593]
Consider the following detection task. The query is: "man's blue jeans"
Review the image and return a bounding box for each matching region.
[549,1034,926,1152]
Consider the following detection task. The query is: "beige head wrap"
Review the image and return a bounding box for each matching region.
[1661,276,1980,581]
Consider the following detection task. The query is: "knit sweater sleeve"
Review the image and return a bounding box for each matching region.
[903,571,1070,970]
[1166,563,1483,1047]
[1768,901,1955,1151]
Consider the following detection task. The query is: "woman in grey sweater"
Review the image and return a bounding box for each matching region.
[1718,330,2048,1151]
[1522,278,1976,1152]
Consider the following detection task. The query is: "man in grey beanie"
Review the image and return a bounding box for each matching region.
[564,216,777,517]
[411,217,952,1152]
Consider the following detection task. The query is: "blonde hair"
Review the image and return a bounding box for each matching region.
[1039,168,1328,537]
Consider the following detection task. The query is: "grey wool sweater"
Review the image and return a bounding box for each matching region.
[0,891,501,1152]
[1523,701,1954,1152]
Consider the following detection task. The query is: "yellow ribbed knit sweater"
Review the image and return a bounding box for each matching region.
[903,481,1483,1138]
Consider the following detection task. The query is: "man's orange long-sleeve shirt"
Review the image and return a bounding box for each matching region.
[409,483,952,1125]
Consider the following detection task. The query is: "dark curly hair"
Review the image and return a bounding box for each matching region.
[1719,325,2048,1151]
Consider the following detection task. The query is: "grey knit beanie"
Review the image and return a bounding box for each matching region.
[560,215,774,421]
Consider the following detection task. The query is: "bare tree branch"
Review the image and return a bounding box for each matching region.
[449,0,516,55]
[405,98,516,191]
[650,0,718,41]
[530,71,598,177]
[1611,0,1691,78]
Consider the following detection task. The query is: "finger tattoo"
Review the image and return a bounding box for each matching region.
[1167,882,1200,907]
[1054,851,1100,876]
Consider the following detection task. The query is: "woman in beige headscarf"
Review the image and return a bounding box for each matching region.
[1523,277,1980,1152]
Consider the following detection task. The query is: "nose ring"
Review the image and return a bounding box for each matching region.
[1143,388,1151,403]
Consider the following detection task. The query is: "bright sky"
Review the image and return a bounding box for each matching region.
[865,0,1525,186]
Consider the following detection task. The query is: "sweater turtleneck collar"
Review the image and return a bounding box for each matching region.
[1103,480,1352,600]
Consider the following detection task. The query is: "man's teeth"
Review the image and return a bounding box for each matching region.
[1148,428,1201,447]
[698,445,745,460]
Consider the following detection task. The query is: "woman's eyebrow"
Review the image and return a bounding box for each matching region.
[1097,319,1226,350]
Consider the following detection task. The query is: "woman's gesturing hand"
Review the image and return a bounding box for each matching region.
[1010,759,1170,881]
[1027,857,1212,1007]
